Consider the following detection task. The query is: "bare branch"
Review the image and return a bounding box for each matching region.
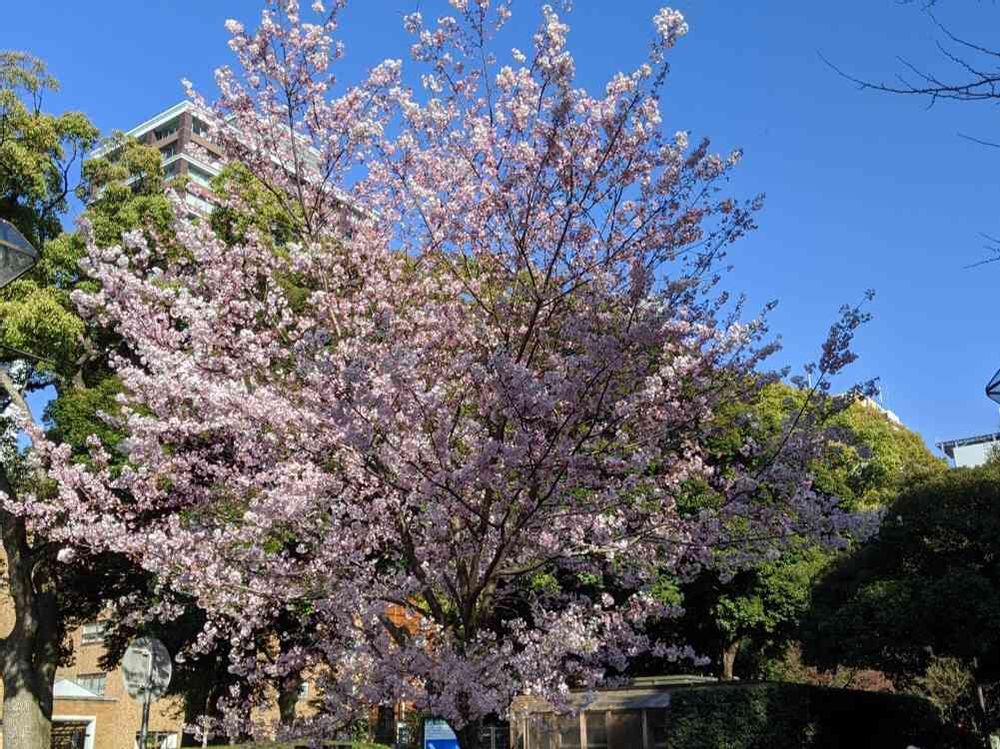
[820,14,1000,104]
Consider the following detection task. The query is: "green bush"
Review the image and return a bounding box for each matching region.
[665,682,977,749]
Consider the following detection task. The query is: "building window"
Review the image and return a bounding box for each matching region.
[527,715,557,749]
[153,119,179,141]
[188,166,213,187]
[160,144,176,160]
[81,621,106,645]
[77,672,107,696]
[297,681,309,701]
[192,118,210,137]
[584,712,608,749]
[480,724,510,749]
[557,715,581,749]
[184,193,216,216]
[52,719,92,749]
[135,731,178,749]
[607,710,642,748]
[645,708,668,749]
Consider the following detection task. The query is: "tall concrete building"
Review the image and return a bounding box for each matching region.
[88,101,223,216]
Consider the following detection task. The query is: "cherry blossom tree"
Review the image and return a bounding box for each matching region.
[9,2,874,746]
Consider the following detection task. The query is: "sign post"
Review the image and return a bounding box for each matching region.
[122,637,173,749]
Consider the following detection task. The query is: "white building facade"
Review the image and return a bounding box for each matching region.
[936,432,1000,468]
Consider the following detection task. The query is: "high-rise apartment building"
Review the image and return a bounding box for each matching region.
[88,101,223,216]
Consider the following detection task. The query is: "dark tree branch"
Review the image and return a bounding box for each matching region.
[825,10,1000,268]
[820,14,1000,104]
[958,131,1000,148]
[964,233,1000,268]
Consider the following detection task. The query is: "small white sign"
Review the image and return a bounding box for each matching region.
[122,637,172,702]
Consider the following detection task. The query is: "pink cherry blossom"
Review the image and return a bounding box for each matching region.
[6,2,875,744]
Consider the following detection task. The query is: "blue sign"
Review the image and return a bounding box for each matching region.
[424,719,459,749]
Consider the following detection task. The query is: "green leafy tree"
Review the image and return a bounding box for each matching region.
[803,465,1000,741]
[0,52,95,250]
[646,383,944,680]
[0,51,99,749]
[814,396,946,510]
[0,51,194,749]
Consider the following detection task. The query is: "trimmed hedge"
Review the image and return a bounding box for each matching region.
[665,682,978,749]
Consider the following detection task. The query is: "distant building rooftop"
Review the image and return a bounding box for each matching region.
[936,431,1000,468]
[856,395,902,426]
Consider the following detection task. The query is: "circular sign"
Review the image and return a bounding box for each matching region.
[121,637,172,702]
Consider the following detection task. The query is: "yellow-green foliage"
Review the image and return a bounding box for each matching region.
[0,52,98,373]
[210,162,303,248]
[44,377,122,454]
[733,382,945,510]
[80,135,177,248]
[661,381,945,680]
[818,396,946,509]
[0,53,176,454]
[0,52,98,246]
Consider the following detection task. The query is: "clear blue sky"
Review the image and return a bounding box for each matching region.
[5,1,999,455]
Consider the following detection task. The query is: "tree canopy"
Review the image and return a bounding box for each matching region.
[805,465,1000,680]
[638,383,942,680]
[11,4,874,748]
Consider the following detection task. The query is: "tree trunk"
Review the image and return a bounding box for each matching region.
[2,662,53,749]
[455,720,483,749]
[721,641,740,681]
[276,674,302,728]
[0,468,61,749]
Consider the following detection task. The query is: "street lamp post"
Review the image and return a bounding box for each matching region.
[122,638,172,749]
[0,219,39,288]
[987,368,1000,405]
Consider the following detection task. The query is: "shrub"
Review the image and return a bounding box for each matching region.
[665,682,977,749]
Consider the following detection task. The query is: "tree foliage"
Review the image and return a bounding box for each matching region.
[805,465,1000,678]
[644,383,943,680]
[0,52,96,249]
[15,4,872,748]
[803,465,1000,736]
